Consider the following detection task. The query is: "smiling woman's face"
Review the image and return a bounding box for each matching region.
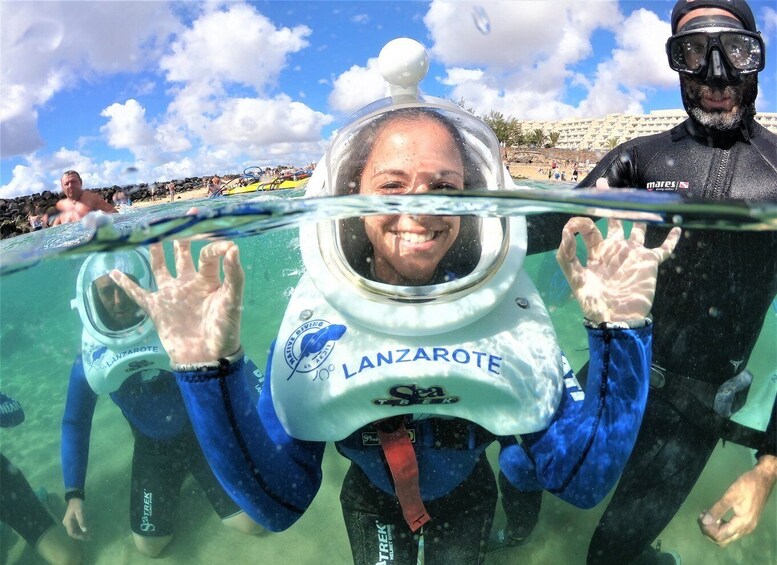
[360,116,464,285]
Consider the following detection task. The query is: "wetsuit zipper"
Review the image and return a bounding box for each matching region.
[709,148,730,199]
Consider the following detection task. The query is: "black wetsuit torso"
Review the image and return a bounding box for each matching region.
[529,116,777,385]
[516,115,777,563]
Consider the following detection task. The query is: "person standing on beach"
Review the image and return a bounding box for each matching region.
[167,182,176,202]
[50,171,116,225]
[207,176,222,197]
[491,1,777,562]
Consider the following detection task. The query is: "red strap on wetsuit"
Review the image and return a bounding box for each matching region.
[377,420,431,533]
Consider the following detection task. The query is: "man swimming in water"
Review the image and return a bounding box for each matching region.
[494,1,777,562]
[50,170,116,225]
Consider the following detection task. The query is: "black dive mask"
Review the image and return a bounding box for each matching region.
[666,15,764,85]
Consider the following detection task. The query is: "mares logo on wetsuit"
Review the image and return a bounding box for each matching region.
[646,180,690,191]
[283,320,346,380]
[373,384,460,407]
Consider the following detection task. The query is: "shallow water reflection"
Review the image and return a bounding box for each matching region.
[0,188,775,564]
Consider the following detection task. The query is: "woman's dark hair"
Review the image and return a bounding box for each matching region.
[336,107,485,282]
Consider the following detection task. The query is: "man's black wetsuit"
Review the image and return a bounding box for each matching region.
[523,114,777,563]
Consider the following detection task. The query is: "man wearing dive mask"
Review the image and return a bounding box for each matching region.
[509,1,777,563]
[668,3,763,132]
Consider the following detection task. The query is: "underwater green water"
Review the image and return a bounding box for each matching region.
[0,187,775,564]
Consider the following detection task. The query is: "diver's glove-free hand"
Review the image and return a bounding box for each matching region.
[556,214,681,324]
[111,240,244,365]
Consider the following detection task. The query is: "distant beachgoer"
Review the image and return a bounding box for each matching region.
[27,203,47,230]
[50,170,116,226]
[167,182,176,202]
[112,190,131,209]
[207,176,222,198]
[1,392,82,565]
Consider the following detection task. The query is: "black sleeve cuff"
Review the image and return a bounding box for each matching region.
[65,489,85,502]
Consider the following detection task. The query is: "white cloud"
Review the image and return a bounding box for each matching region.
[159,3,311,92]
[1,163,52,198]
[423,0,623,118]
[424,0,680,120]
[425,0,620,69]
[329,58,388,114]
[155,123,192,154]
[762,7,777,35]
[0,1,176,158]
[100,100,156,149]
[576,8,676,117]
[206,96,333,146]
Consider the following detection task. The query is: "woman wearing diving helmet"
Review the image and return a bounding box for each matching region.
[111,39,680,564]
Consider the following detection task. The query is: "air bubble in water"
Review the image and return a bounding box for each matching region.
[672,214,682,225]
[472,6,491,35]
[15,19,64,53]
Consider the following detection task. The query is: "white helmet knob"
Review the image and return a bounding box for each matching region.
[378,37,429,98]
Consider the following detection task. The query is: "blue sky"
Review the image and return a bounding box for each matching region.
[2,0,776,197]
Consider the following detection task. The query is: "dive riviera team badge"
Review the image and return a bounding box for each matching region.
[284,319,346,380]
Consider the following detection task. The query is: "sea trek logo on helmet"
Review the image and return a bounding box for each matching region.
[373,384,460,407]
[283,319,347,380]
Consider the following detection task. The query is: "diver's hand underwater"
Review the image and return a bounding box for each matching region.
[556,214,681,324]
[110,240,244,365]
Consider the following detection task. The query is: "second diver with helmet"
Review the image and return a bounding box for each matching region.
[61,249,264,557]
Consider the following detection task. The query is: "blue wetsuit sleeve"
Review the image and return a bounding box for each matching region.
[499,324,651,508]
[175,353,325,532]
[61,355,99,491]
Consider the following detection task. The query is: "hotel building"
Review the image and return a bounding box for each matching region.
[518,110,777,151]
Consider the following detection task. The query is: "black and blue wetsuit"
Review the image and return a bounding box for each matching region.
[522,115,777,564]
[175,322,652,565]
[60,355,250,537]
[0,393,59,549]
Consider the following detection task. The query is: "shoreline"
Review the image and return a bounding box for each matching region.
[0,148,595,237]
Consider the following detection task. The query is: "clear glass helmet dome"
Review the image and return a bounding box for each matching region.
[71,249,156,348]
[300,38,527,336]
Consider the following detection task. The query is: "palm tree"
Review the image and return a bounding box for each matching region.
[605,137,620,149]
[533,128,546,148]
[548,131,561,148]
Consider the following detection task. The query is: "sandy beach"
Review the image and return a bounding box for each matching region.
[128,164,564,212]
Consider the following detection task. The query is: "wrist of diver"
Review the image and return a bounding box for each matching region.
[65,488,85,502]
[583,318,652,330]
[171,346,245,374]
